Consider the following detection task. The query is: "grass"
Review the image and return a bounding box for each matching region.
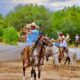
[69,43,80,48]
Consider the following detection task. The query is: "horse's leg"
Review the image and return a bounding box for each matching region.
[70,58,73,70]
[38,66,41,79]
[31,66,37,80]
[23,67,26,80]
[68,57,70,65]
[54,65,55,70]
[31,67,34,77]
[33,67,36,80]
[46,53,49,61]
[64,57,69,65]
[58,47,62,63]
[23,61,26,80]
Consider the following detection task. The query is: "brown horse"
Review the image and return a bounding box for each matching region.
[21,36,52,80]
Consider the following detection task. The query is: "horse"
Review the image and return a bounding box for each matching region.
[64,48,77,69]
[45,46,52,61]
[45,45,59,70]
[21,36,52,80]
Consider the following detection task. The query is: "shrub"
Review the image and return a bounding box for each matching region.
[3,27,18,45]
[0,26,4,42]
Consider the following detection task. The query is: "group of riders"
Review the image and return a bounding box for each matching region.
[20,22,70,66]
[21,22,77,80]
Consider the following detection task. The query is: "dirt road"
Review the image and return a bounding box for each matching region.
[0,59,80,80]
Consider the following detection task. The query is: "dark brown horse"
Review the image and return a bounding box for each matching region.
[21,36,52,80]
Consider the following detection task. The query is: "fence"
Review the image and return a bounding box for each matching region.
[0,43,80,61]
[0,42,26,61]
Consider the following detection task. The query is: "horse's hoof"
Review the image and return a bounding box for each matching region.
[23,76,25,80]
[31,78,33,80]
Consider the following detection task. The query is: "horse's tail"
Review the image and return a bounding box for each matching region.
[23,46,31,67]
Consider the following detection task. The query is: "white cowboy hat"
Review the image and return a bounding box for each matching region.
[31,22,39,29]
[61,36,65,39]
[25,22,39,29]
[31,22,36,26]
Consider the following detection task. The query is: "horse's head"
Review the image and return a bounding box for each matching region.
[41,37,53,47]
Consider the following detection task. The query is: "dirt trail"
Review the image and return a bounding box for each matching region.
[0,59,80,80]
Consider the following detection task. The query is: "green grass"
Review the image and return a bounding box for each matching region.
[69,43,80,48]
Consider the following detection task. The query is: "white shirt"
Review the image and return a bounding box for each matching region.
[60,40,67,48]
[75,35,79,41]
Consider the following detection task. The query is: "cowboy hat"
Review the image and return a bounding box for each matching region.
[61,36,65,39]
[25,22,39,29]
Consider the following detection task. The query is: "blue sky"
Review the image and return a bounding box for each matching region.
[0,0,80,16]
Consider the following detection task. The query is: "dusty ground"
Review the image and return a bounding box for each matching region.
[0,59,80,80]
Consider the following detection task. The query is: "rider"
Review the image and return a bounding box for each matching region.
[52,36,68,63]
[59,36,68,62]
[24,22,40,66]
[26,22,40,46]
[59,36,67,51]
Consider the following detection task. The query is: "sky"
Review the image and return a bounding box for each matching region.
[0,0,80,16]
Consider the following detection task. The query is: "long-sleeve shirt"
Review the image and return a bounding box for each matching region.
[26,29,39,45]
[59,40,67,48]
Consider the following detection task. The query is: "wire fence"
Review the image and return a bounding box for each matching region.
[0,43,27,61]
[0,45,25,53]
[0,43,80,61]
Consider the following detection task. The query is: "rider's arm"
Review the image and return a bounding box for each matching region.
[51,39,60,42]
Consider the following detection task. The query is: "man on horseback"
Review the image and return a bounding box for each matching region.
[51,35,68,63]
[26,22,39,45]
[59,36,68,63]
[21,22,45,80]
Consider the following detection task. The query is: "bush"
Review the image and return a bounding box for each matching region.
[0,26,4,42]
[0,26,3,36]
[3,27,18,45]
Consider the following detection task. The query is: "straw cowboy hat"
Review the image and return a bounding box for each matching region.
[62,36,65,39]
[25,22,39,29]
[61,36,65,40]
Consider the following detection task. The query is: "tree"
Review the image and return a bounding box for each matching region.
[51,6,80,40]
[2,5,80,40]
[5,4,51,31]
[3,27,18,45]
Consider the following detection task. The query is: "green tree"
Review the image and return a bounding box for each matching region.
[51,6,80,40]
[5,4,51,31]
[3,27,18,45]
[3,5,80,40]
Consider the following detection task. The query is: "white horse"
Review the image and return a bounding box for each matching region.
[64,48,77,69]
[45,45,77,70]
[45,46,52,61]
[45,45,59,70]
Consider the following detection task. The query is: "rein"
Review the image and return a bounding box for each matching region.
[30,36,42,56]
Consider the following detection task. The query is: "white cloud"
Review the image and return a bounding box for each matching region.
[45,0,80,11]
[12,0,47,5]
[51,0,80,7]
[11,0,80,10]
[0,0,80,15]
